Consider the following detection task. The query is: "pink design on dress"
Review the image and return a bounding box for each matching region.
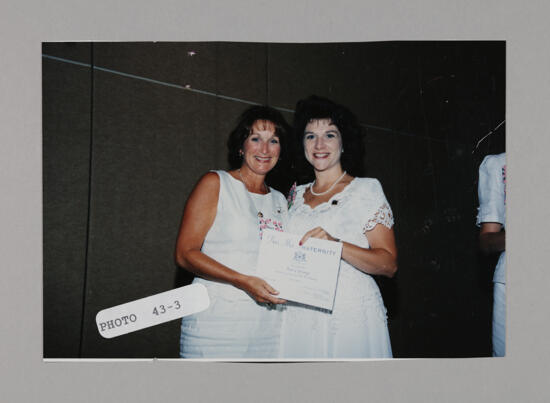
[502,165,506,204]
[287,182,297,209]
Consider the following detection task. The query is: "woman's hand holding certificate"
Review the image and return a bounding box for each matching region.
[255,229,343,310]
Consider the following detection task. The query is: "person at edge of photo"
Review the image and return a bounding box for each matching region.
[175,105,291,358]
[477,152,506,357]
[279,95,397,358]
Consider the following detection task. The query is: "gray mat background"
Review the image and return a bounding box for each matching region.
[42,40,504,359]
[2,0,549,402]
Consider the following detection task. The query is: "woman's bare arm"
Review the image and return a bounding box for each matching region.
[299,224,397,278]
[479,222,505,254]
[175,172,285,304]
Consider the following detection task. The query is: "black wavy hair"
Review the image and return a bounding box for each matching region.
[227,105,292,192]
[292,95,365,183]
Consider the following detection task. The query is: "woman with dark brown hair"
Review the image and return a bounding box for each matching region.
[176,105,291,358]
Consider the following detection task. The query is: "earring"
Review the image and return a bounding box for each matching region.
[238,150,243,157]
[341,148,344,153]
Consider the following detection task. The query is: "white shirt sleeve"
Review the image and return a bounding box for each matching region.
[476,153,506,227]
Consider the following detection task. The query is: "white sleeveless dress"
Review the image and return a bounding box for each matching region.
[280,178,393,358]
[180,170,288,358]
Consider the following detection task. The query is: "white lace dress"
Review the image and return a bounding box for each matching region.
[279,177,393,358]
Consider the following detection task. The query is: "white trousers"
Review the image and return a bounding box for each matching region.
[492,282,506,357]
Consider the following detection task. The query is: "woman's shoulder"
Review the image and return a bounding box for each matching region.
[269,186,286,199]
[480,153,506,171]
[284,182,310,198]
[351,178,394,228]
[199,170,222,184]
[351,177,385,192]
[183,171,222,211]
[192,171,223,195]
[294,183,311,201]
[344,177,390,208]
[204,169,242,185]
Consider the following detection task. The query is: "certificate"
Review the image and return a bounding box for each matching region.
[255,229,343,311]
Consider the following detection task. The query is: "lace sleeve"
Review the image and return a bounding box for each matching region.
[363,202,394,232]
[360,179,394,233]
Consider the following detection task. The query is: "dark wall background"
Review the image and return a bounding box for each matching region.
[43,41,505,358]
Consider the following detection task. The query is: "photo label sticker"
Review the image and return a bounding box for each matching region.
[96,283,210,339]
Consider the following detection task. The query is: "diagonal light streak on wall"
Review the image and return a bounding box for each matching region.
[41,54,294,113]
[42,53,432,141]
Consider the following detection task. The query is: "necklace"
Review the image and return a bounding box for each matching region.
[238,169,268,195]
[238,169,268,217]
[309,170,347,196]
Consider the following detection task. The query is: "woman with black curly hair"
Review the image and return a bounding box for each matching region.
[280,96,397,358]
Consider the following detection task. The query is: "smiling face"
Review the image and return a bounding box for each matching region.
[240,119,281,176]
[303,119,343,173]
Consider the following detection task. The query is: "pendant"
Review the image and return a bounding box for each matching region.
[258,212,263,218]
